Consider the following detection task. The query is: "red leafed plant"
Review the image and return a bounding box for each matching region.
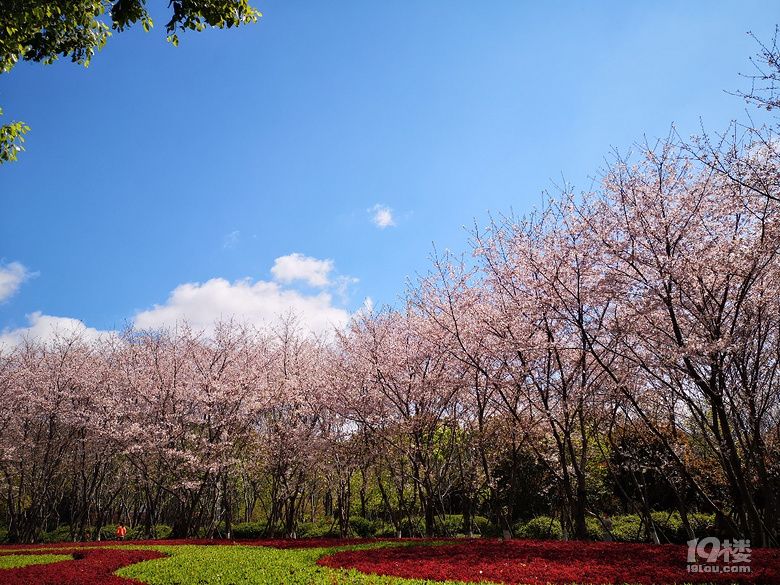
[319,539,780,585]
[0,547,166,584]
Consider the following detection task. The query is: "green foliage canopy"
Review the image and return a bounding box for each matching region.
[0,0,261,71]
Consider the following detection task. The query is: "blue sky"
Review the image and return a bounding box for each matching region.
[0,1,777,343]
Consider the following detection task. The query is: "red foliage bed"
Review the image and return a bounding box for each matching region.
[0,548,166,585]
[319,539,780,585]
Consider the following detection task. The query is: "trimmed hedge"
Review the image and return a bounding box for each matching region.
[348,516,373,537]
[20,511,719,543]
[298,519,339,538]
[510,512,713,542]
[41,525,72,543]
[611,514,644,542]
[651,511,714,544]
[515,516,563,540]
[232,522,267,539]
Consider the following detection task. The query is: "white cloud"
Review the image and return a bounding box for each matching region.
[0,312,106,348]
[0,256,355,345]
[370,204,396,228]
[133,277,350,335]
[223,230,240,249]
[271,253,334,287]
[0,262,29,302]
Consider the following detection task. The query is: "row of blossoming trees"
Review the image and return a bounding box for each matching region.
[2,130,780,546]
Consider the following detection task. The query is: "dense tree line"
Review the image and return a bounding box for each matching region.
[1,128,780,545]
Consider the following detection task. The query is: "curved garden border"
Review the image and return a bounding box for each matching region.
[318,539,780,584]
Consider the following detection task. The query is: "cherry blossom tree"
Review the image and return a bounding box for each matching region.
[409,248,526,537]
[583,139,780,546]
[334,306,462,538]
[464,201,616,540]
[109,322,269,538]
[0,332,99,542]
[253,315,329,538]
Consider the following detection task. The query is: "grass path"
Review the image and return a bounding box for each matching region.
[117,542,487,585]
[0,553,72,569]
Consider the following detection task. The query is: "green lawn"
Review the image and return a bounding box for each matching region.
[117,542,483,585]
[0,553,72,569]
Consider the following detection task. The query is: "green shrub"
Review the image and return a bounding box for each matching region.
[648,511,716,543]
[611,514,644,542]
[516,516,563,540]
[401,516,425,537]
[232,522,267,539]
[126,524,172,540]
[372,519,399,537]
[478,517,503,537]
[100,524,121,541]
[586,516,604,541]
[348,516,373,537]
[511,520,523,538]
[297,520,338,538]
[154,524,173,539]
[472,515,491,536]
[436,514,492,537]
[126,525,144,540]
[99,524,113,541]
[41,524,71,543]
[651,511,685,543]
[608,511,714,543]
[439,514,462,536]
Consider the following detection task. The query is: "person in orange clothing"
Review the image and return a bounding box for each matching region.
[116,523,127,540]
